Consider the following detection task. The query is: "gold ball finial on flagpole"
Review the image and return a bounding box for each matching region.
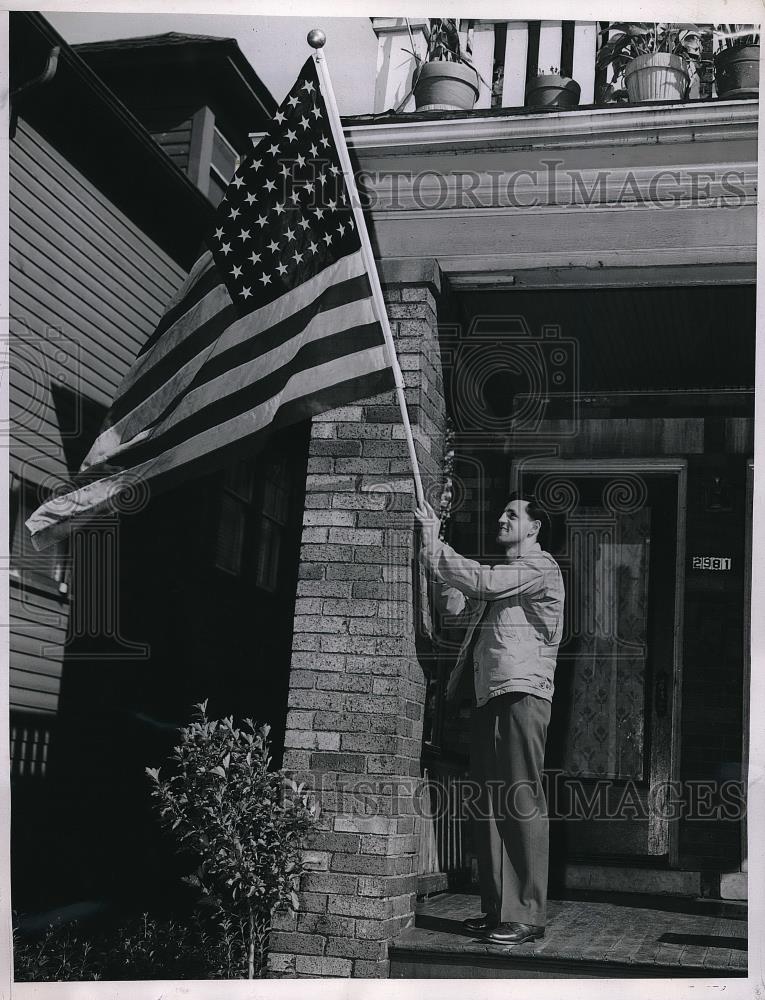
[307,29,326,48]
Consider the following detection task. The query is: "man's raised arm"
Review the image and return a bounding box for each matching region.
[426,540,544,601]
[415,500,545,602]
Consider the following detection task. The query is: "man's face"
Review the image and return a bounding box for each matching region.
[497,499,537,547]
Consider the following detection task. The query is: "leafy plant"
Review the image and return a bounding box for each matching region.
[145,702,317,978]
[13,923,100,982]
[398,17,491,105]
[597,22,708,74]
[537,66,563,76]
[423,17,464,62]
[714,24,760,51]
[596,22,709,102]
[13,911,253,981]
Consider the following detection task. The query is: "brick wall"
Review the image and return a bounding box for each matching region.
[268,265,446,978]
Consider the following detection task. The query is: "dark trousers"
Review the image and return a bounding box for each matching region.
[469,691,552,926]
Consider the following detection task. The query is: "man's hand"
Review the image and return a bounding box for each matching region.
[414,499,441,550]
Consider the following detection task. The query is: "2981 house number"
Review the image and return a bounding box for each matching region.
[691,556,732,571]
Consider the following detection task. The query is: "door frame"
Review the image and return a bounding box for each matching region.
[511,457,687,866]
[742,458,753,872]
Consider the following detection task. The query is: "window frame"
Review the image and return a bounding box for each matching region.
[9,474,70,601]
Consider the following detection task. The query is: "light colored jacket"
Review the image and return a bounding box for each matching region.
[421,539,565,707]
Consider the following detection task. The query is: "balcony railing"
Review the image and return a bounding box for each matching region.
[371,18,718,113]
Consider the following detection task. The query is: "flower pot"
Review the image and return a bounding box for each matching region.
[715,44,759,99]
[413,60,480,112]
[525,74,581,109]
[624,52,688,102]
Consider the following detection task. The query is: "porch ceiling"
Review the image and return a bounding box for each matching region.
[348,101,757,288]
[454,284,755,396]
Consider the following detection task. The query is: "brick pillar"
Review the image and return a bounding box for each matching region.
[268,260,445,978]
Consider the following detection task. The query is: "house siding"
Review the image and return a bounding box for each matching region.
[9,117,186,721]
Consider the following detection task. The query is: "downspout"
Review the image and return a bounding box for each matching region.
[10,45,60,138]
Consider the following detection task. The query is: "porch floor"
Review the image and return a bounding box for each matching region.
[389,890,747,978]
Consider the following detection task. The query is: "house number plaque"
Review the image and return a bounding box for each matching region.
[691,556,732,571]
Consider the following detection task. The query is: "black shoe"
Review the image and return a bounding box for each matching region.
[485,921,545,945]
[462,913,500,933]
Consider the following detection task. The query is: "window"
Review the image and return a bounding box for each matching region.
[212,453,293,590]
[255,458,290,593]
[10,716,52,778]
[10,474,69,598]
[209,126,240,207]
[214,460,255,576]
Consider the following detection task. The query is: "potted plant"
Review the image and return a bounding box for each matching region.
[596,22,708,103]
[407,18,482,112]
[525,66,581,109]
[714,25,759,99]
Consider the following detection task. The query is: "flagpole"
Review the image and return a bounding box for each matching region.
[308,29,426,509]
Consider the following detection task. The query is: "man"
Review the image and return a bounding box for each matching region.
[415,492,564,945]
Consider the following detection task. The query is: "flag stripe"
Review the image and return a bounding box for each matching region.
[26,364,395,552]
[110,250,368,412]
[136,250,217,358]
[151,347,393,482]
[186,275,375,393]
[43,347,392,528]
[102,303,237,432]
[85,320,387,477]
[113,283,234,402]
[85,292,378,469]
[147,294,378,435]
[106,271,372,430]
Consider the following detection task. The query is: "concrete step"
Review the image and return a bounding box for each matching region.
[390,891,747,979]
[554,887,747,921]
[559,862,703,896]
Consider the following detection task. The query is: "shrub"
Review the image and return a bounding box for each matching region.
[13,922,99,982]
[13,911,249,981]
[145,702,317,978]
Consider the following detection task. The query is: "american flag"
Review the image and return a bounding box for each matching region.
[27,56,395,549]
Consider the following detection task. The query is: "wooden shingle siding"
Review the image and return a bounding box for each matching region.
[10,117,187,717]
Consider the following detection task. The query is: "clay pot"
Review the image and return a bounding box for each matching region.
[624,52,688,102]
[525,74,581,109]
[413,60,480,112]
[715,44,759,99]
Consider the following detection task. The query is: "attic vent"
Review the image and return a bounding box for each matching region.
[151,118,193,173]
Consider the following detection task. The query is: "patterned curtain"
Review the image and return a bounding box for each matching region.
[563,506,651,781]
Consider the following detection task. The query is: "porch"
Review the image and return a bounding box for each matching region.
[271,69,756,977]
[390,889,747,978]
[372,17,722,114]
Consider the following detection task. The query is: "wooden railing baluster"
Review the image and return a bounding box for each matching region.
[573,21,597,103]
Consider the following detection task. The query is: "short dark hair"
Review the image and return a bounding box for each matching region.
[506,491,551,545]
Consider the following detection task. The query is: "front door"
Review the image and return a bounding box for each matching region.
[515,461,685,863]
